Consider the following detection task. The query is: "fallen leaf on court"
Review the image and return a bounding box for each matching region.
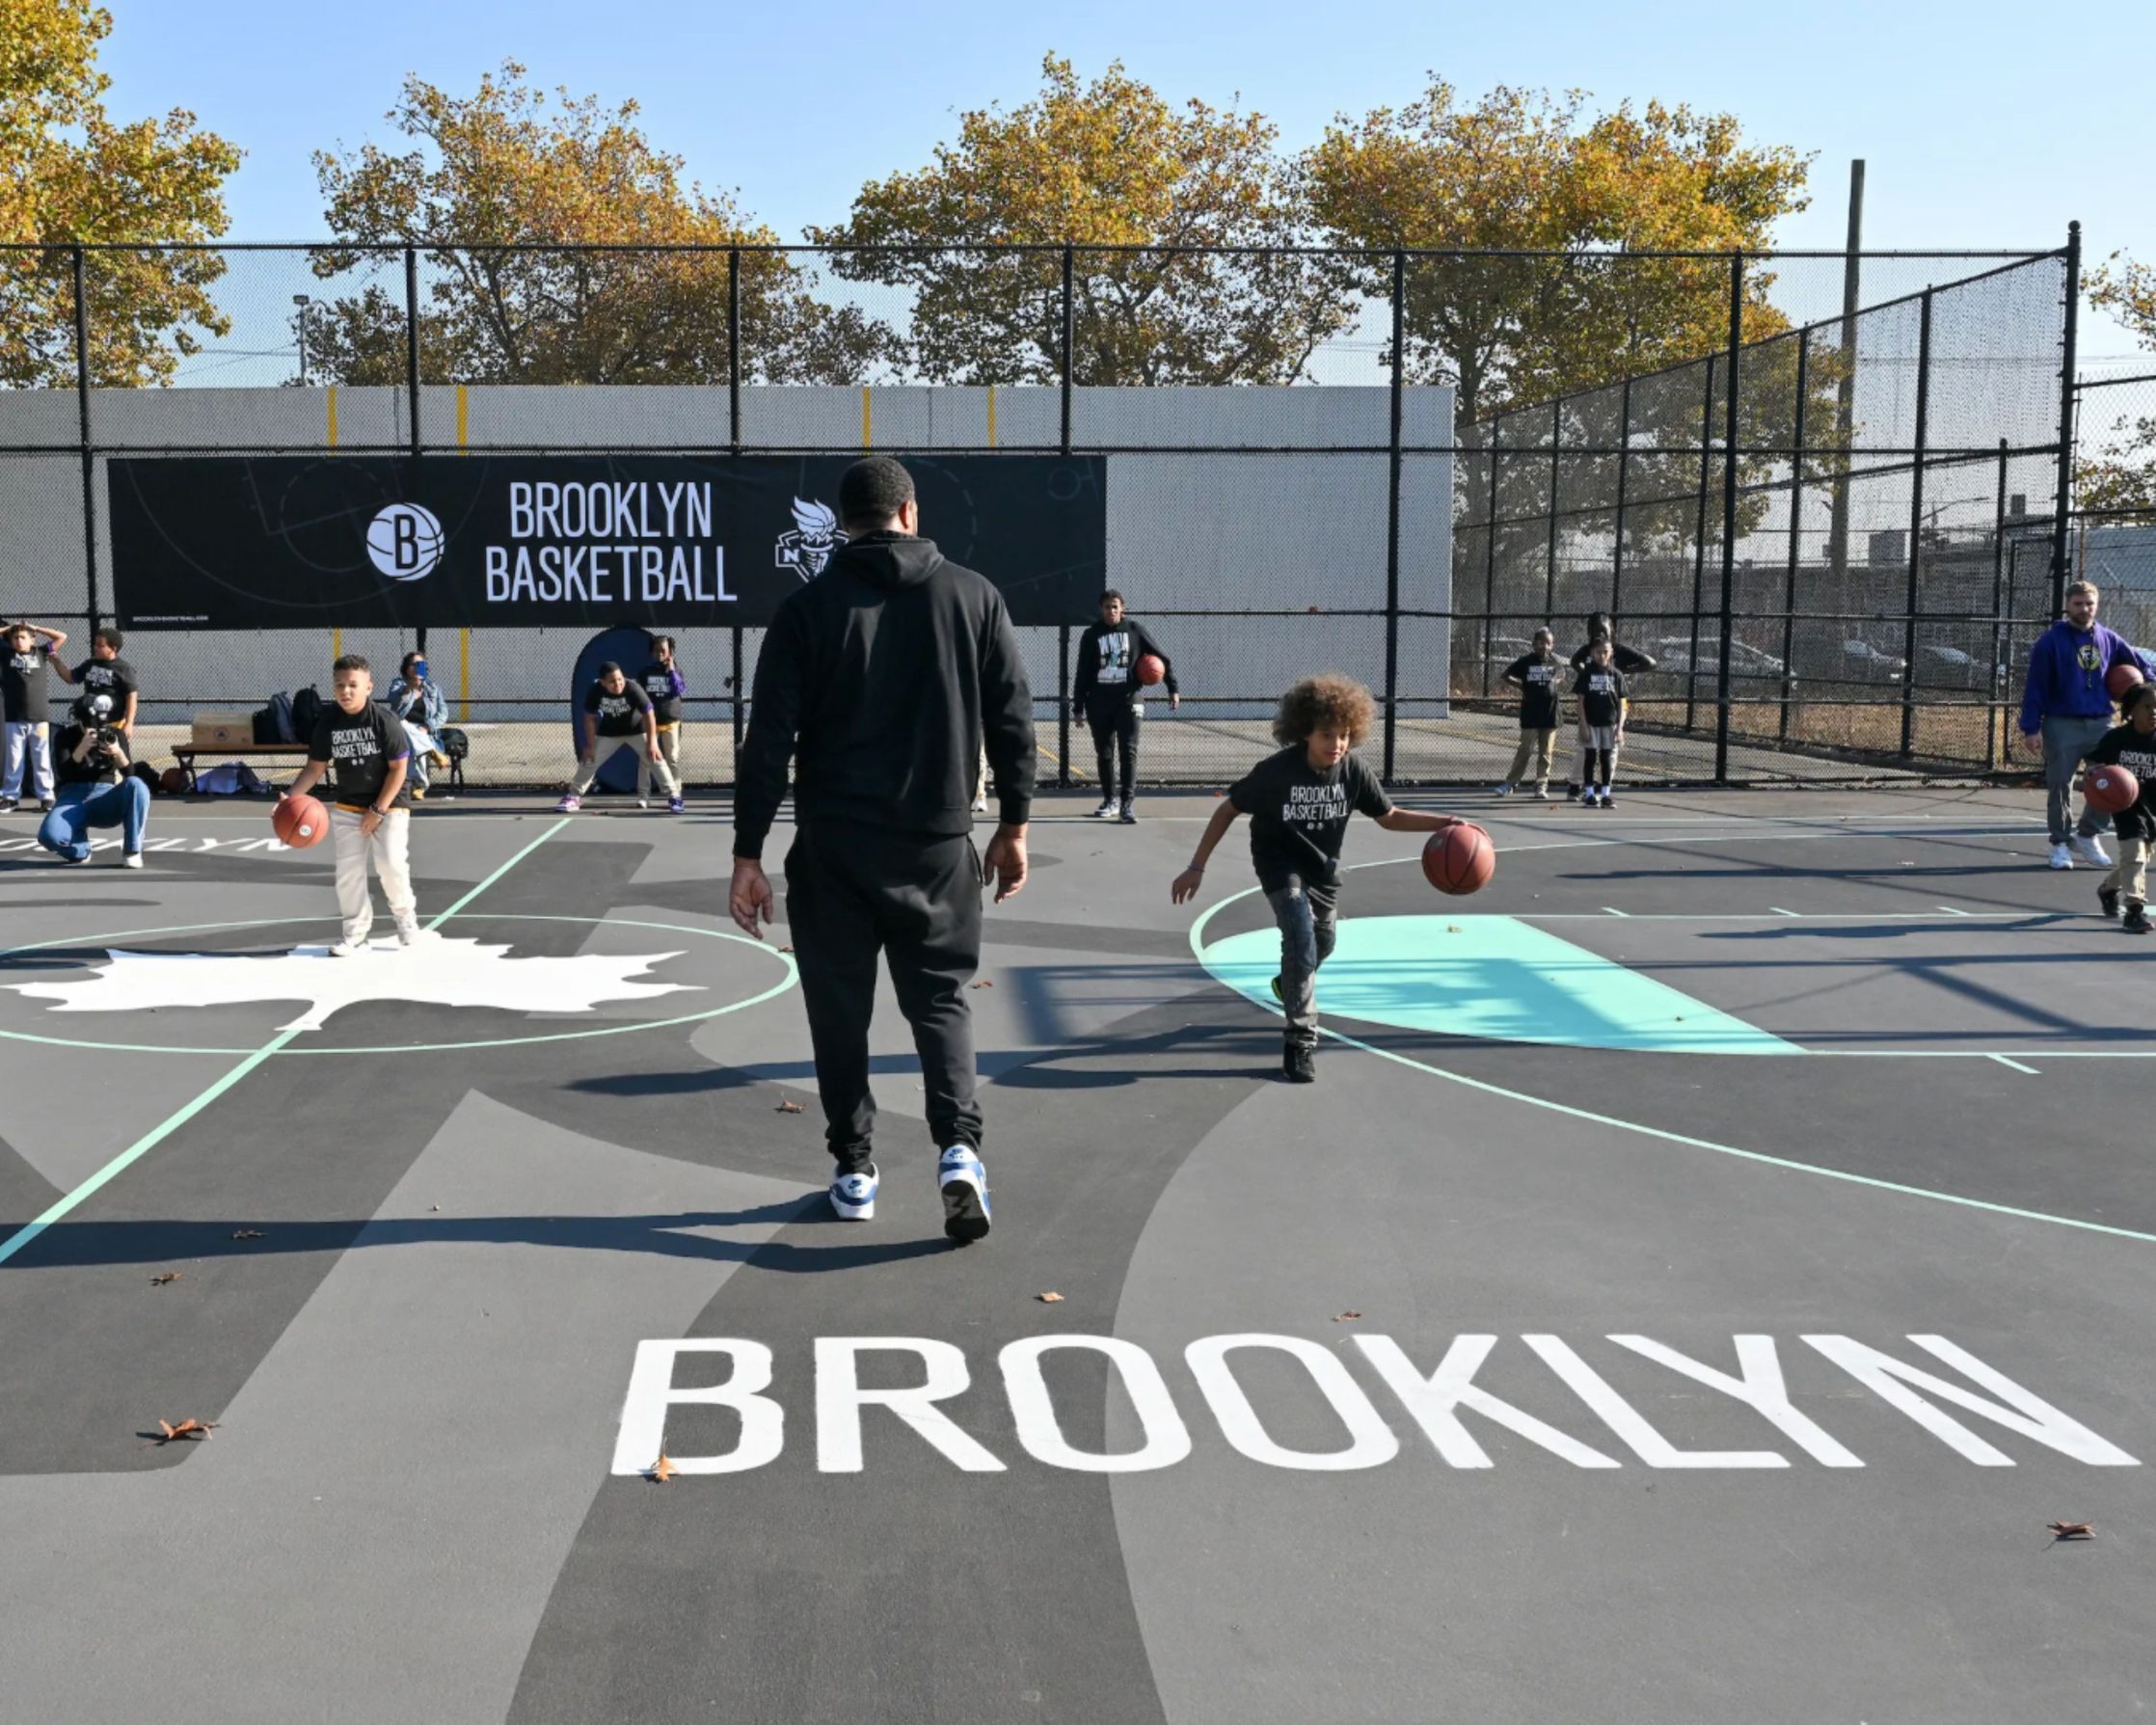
[648,1453,680,1484]
[230,1228,264,1241]
[970,979,994,989]
[775,1098,805,1115]
[1334,1311,1362,1322]
[150,1272,181,1285]
[1037,1291,1065,1303]
[778,944,795,954]
[2048,1521,2094,1540]
[1446,924,1463,933]
[152,1418,216,1443]
[429,1203,441,1212]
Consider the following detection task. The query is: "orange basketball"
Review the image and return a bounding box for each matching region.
[273,792,328,849]
[2084,764,2140,816]
[2108,661,2144,702]
[1423,822,1495,895]
[1136,653,1167,687]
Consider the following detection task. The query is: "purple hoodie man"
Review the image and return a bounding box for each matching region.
[2018,580,2137,868]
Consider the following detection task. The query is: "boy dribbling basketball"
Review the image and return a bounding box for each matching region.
[1172,674,1458,1084]
[2089,682,2156,934]
[285,655,422,957]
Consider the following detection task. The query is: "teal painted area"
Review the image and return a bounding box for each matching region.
[1201,914,1798,1056]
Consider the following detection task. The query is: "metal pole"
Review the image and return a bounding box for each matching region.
[1610,376,1630,631]
[732,626,744,754]
[71,245,101,630]
[1481,424,1500,700]
[403,247,422,454]
[1713,252,1742,784]
[1544,395,1561,624]
[1685,356,1715,732]
[2051,220,2081,614]
[1779,329,1809,745]
[1826,159,1865,578]
[1898,288,1933,757]
[1988,438,2008,772]
[1058,624,1072,790]
[727,246,742,454]
[1060,245,1075,456]
[1384,249,1406,780]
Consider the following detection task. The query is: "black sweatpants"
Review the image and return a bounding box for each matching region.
[1086,690,1140,802]
[784,821,984,1174]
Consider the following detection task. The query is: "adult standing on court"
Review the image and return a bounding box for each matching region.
[2018,579,2137,871]
[730,456,1035,1242]
[1565,612,1655,799]
[1073,589,1178,823]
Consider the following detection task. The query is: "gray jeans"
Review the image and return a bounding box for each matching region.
[2041,714,2112,844]
[1267,877,1339,1050]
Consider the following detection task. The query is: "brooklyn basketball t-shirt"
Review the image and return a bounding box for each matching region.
[585,680,655,738]
[308,700,412,811]
[2,642,53,724]
[1228,745,1393,893]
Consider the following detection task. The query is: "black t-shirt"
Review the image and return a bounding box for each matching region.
[1574,665,1627,728]
[2,642,53,723]
[72,655,138,719]
[1571,639,1655,676]
[2089,723,2156,841]
[1504,653,1566,730]
[51,722,126,788]
[1228,745,1393,892]
[637,661,684,725]
[585,680,655,739]
[308,700,412,810]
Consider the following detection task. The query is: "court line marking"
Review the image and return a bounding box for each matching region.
[0,820,564,1268]
[1602,906,1629,917]
[427,818,570,928]
[1186,840,2156,1243]
[1989,1054,2040,1074]
[1769,906,1799,916]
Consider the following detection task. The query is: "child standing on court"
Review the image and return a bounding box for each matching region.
[558,661,681,814]
[1496,627,1564,799]
[1574,639,1626,807]
[285,655,422,956]
[1172,674,1459,1084]
[2,619,67,813]
[2089,682,2156,934]
[635,635,688,811]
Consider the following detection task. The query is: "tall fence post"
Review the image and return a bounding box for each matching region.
[1383,249,1406,780]
[1713,253,1742,784]
[729,246,744,756]
[71,245,100,631]
[1685,357,1715,733]
[1900,287,1933,758]
[1779,329,1809,746]
[1610,377,1630,633]
[1481,422,1500,700]
[2051,220,2081,614]
[1059,243,1075,789]
[1543,395,1561,625]
[403,247,422,454]
[1988,438,2008,772]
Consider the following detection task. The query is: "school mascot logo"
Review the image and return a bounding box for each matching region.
[775,498,845,582]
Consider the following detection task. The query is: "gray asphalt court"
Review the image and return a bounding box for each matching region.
[2,783,2151,1723]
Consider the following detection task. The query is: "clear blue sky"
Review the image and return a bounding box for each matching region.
[109,0,2150,351]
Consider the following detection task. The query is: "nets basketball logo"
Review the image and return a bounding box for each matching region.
[775,498,846,582]
[366,502,445,582]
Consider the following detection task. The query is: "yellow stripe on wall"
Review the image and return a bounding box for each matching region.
[986,383,997,449]
[861,387,873,448]
[455,383,469,449]
[326,386,338,448]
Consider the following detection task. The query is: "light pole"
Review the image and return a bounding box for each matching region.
[293,294,311,386]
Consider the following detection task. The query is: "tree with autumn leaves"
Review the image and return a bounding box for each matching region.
[0,0,239,387]
[2081,258,2156,514]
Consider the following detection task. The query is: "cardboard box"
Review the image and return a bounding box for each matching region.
[191,710,256,749]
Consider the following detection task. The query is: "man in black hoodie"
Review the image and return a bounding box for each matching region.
[1072,590,1178,823]
[731,456,1035,1242]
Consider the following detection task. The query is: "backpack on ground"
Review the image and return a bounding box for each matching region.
[290,686,323,737]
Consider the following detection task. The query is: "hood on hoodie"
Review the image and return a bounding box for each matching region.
[828,532,946,592]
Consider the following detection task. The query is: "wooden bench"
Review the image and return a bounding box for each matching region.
[171,742,311,793]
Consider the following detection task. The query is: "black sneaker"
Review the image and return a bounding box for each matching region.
[38,797,55,813]
[1599,789,1617,808]
[1282,1042,1316,1084]
[0,797,15,813]
[1118,800,1137,824]
[2125,903,2151,935]
[2099,885,2121,920]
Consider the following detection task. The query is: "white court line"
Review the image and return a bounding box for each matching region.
[1939,905,1973,916]
[1770,906,1799,916]
[1602,906,1629,917]
[1989,1054,2040,1074]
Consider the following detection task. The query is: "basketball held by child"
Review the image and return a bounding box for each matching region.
[1136,653,1167,687]
[1423,822,1496,895]
[2108,661,2144,702]
[2084,764,2140,816]
[273,791,328,849]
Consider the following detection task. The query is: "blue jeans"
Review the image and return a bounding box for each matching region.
[38,778,148,862]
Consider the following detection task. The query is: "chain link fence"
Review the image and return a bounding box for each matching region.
[0,237,2084,790]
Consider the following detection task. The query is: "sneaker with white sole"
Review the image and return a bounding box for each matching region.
[1091,800,1118,820]
[394,917,422,947]
[936,1146,991,1243]
[1493,783,1514,797]
[121,851,143,869]
[556,793,581,814]
[1533,787,1550,801]
[668,796,687,815]
[830,1164,878,1221]
[971,793,989,814]
[637,797,650,811]
[329,937,365,957]
[2049,842,2074,870]
[1118,800,1137,824]
[2070,833,2113,868]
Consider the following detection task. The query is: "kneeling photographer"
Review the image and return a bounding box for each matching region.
[38,692,148,868]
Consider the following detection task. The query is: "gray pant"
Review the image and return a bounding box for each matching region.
[2041,715,2111,844]
[1267,877,1339,1051]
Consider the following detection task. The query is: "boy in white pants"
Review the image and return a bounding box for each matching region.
[2,619,67,812]
[286,655,421,956]
[557,661,679,813]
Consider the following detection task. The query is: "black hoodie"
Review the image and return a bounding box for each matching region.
[733,533,1036,860]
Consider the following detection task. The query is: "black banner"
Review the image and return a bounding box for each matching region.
[108,454,1106,630]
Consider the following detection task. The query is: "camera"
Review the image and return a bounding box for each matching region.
[92,726,121,750]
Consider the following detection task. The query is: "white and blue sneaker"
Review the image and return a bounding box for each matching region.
[937,1146,992,1243]
[829,1164,878,1222]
